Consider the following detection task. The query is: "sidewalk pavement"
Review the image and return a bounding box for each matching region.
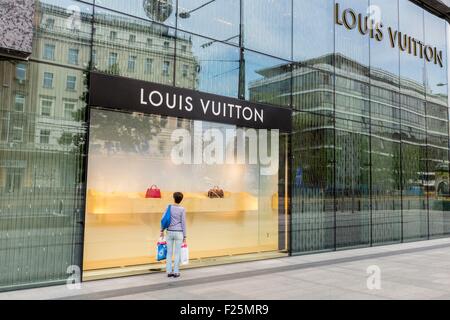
[2,238,450,300]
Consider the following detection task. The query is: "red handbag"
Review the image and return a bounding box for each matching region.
[145,185,161,198]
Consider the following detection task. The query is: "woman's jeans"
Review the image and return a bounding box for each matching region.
[166,231,183,274]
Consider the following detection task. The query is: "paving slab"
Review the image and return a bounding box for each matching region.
[1,238,450,300]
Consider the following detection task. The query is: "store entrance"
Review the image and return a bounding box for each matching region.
[82,108,289,280]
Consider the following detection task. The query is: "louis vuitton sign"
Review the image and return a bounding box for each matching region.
[335,3,444,68]
[89,72,292,132]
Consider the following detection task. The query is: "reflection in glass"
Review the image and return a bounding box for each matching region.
[291,112,335,252]
[335,118,371,248]
[177,0,240,45]
[0,0,90,289]
[245,51,291,108]
[175,31,240,98]
[243,0,292,60]
[399,0,426,97]
[399,0,428,241]
[293,0,334,62]
[334,0,370,249]
[424,10,450,237]
[292,62,334,117]
[93,7,176,85]
[370,0,401,244]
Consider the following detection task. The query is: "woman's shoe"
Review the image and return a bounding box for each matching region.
[167,273,174,277]
[173,273,180,278]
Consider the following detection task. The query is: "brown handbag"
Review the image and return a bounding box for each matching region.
[208,186,224,198]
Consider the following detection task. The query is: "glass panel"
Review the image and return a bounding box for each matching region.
[175,31,240,98]
[370,0,402,245]
[335,119,371,248]
[371,123,402,244]
[177,0,240,45]
[83,108,287,274]
[93,7,175,84]
[291,112,335,253]
[245,50,292,108]
[293,0,334,62]
[243,0,292,60]
[399,0,428,241]
[424,11,450,237]
[0,0,91,291]
[334,0,371,248]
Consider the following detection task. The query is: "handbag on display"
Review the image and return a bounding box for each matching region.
[181,243,189,266]
[145,185,161,198]
[208,186,224,198]
[156,238,167,261]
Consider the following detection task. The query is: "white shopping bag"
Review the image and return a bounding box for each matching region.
[181,243,189,265]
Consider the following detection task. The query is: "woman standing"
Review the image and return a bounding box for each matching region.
[160,192,187,278]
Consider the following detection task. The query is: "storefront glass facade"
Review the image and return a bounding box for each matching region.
[0,0,449,291]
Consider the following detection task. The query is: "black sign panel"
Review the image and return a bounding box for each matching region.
[89,72,292,132]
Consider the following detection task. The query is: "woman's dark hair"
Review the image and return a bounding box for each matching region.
[173,192,184,204]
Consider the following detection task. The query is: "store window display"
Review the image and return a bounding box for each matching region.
[83,108,288,277]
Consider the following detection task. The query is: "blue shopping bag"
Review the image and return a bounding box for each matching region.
[157,239,167,261]
[161,205,172,230]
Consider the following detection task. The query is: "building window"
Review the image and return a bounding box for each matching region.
[68,48,79,65]
[43,44,55,60]
[14,94,25,112]
[40,129,51,144]
[108,52,118,67]
[182,64,189,78]
[66,75,76,91]
[92,49,97,65]
[145,58,153,74]
[164,41,170,50]
[45,18,55,29]
[5,168,23,193]
[40,99,53,117]
[129,34,136,44]
[16,63,26,81]
[128,55,137,72]
[110,31,117,41]
[146,38,153,47]
[12,126,23,142]
[160,115,168,127]
[64,102,76,120]
[163,61,170,76]
[181,45,187,53]
[43,72,54,89]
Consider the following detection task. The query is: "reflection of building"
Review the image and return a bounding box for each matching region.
[249,52,448,192]
[249,52,449,249]
[0,2,198,194]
